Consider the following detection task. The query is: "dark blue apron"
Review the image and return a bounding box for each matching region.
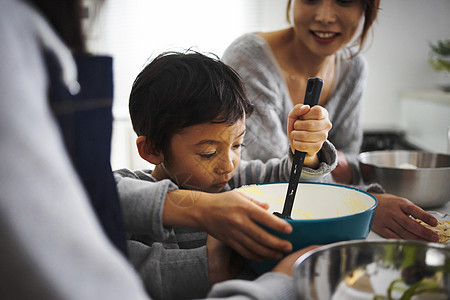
[46,52,128,256]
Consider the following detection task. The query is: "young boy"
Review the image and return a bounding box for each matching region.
[114,51,337,299]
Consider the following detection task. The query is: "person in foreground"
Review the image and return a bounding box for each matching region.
[114,50,336,299]
[222,0,439,242]
[0,0,320,299]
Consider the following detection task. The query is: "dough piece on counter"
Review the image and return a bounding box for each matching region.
[416,219,450,243]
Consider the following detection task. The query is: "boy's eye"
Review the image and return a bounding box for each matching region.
[336,0,359,5]
[198,152,216,159]
[302,0,358,5]
[232,143,242,150]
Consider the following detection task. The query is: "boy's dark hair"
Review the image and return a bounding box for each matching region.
[129,51,254,157]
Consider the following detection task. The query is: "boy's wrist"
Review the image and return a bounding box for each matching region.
[163,189,204,228]
[190,191,210,230]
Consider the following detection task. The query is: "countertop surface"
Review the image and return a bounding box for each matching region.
[367,200,450,241]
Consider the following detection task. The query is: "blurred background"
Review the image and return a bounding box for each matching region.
[84,0,450,170]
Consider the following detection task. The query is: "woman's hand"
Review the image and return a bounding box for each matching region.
[371,193,439,242]
[287,104,332,168]
[271,245,321,276]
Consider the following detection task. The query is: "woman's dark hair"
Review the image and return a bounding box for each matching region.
[129,51,254,158]
[27,0,86,52]
[286,0,381,52]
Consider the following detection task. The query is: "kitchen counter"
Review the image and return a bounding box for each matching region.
[367,200,450,241]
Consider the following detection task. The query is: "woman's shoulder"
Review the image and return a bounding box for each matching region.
[223,33,284,87]
[224,32,267,51]
[222,33,271,64]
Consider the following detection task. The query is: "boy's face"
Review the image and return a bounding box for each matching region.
[161,117,245,193]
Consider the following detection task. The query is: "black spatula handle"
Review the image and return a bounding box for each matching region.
[277,78,323,219]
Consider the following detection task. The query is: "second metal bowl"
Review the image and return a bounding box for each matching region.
[359,150,450,208]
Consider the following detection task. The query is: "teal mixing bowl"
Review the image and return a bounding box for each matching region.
[236,182,377,274]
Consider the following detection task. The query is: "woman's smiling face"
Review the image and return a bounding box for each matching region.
[293,0,364,57]
[160,118,245,193]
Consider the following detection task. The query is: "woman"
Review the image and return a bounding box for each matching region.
[222,0,439,242]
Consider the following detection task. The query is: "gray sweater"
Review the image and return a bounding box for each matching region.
[115,144,337,299]
[222,33,367,185]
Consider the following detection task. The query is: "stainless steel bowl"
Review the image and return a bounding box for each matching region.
[294,240,450,300]
[359,150,450,208]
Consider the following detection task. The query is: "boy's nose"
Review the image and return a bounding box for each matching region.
[215,152,235,174]
[315,1,337,24]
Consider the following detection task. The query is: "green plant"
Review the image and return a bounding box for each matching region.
[429,40,450,73]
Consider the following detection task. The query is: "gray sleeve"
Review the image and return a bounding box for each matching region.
[114,169,178,239]
[207,272,295,300]
[128,241,209,300]
[301,140,337,181]
[223,34,292,162]
[230,140,337,188]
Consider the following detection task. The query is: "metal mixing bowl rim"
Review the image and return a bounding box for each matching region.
[358,150,450,170]
[359,150,450,156]
[293,239,450,271]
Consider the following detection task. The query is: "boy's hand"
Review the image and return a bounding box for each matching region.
[206,235,244,285]
[271,245,321,276]
[371,193,439,242]
[287,104,332,168]
[197,191,293,261]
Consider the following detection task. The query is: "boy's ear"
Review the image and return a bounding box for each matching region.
[136,136,164,165]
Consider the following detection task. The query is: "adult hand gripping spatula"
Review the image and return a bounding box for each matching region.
[274,77,323,219]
